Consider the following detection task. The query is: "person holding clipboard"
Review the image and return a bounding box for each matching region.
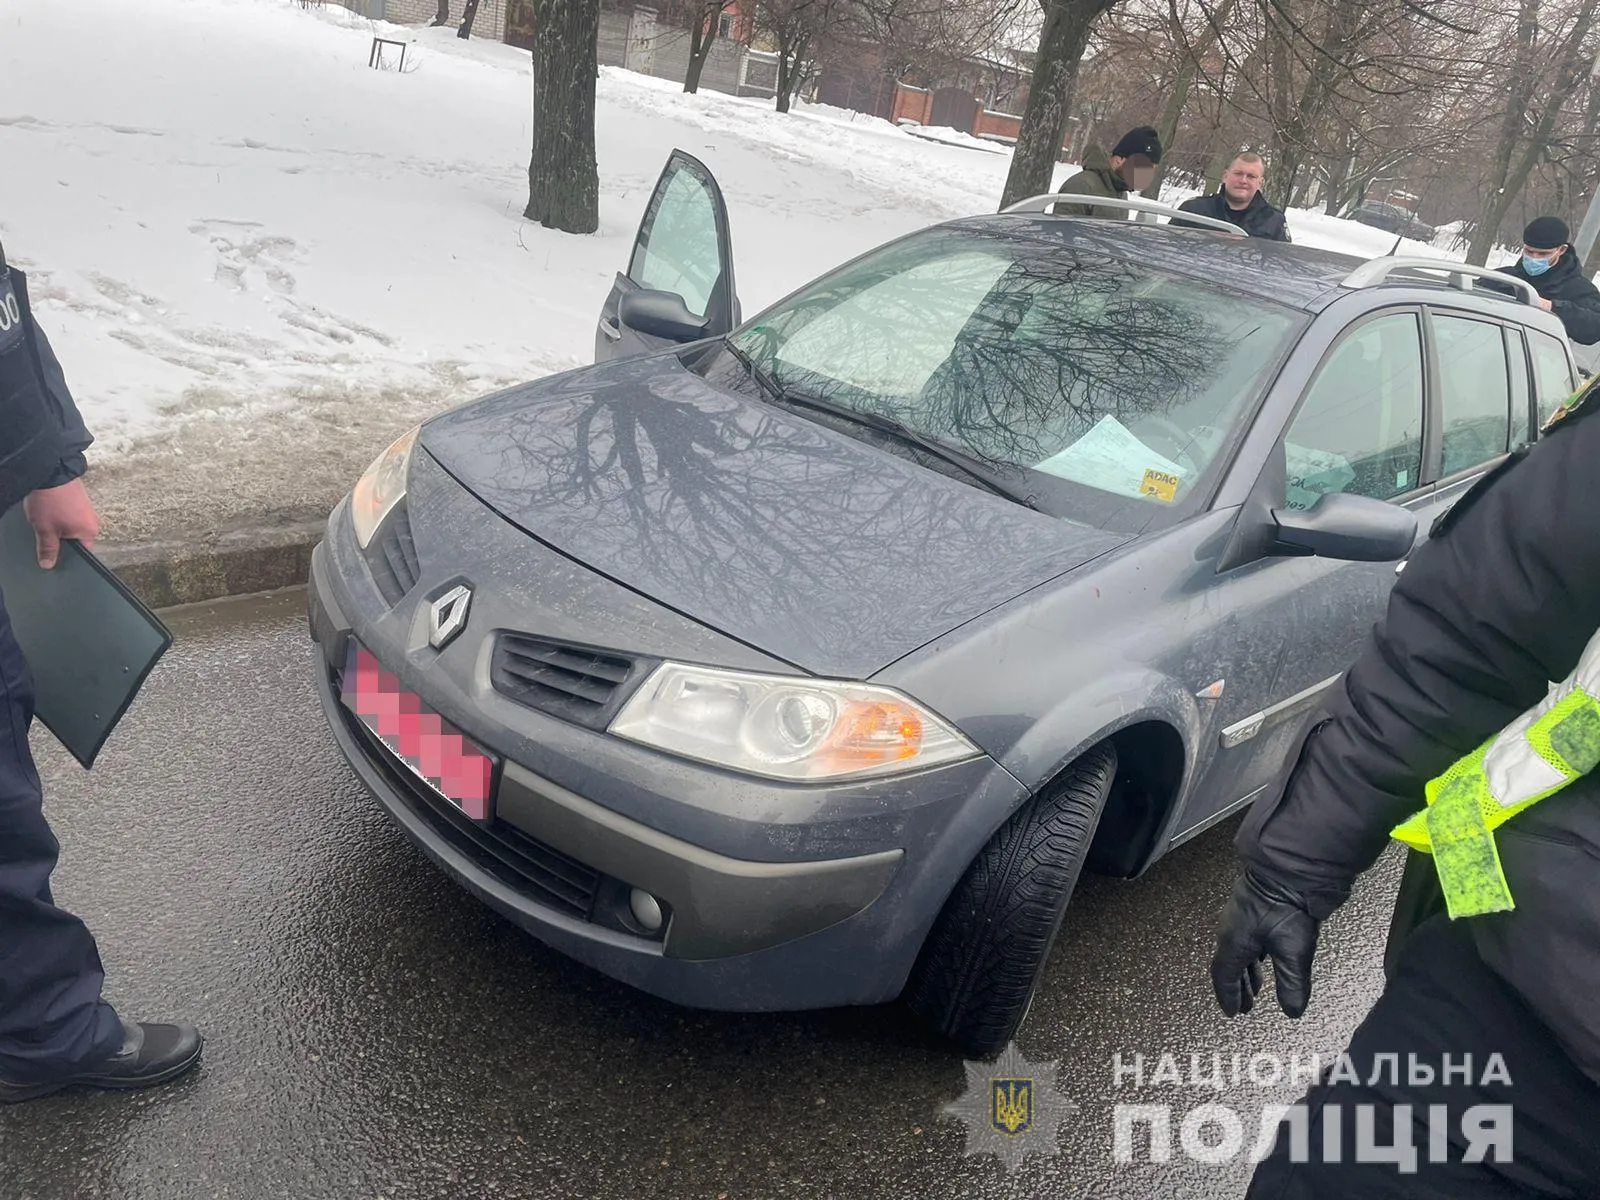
[0,239,201,1103]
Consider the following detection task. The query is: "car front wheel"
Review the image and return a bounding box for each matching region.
[903,741,1119,1059]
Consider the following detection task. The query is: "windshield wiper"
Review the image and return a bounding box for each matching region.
[723,338,784,405]
[723,342,1040,511]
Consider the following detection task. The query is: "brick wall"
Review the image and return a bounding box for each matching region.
[973,110,1022,142]
[891,84,932,126]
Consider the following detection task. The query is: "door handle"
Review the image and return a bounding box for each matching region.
[1395,559,1408,575]
[599,317,621,341]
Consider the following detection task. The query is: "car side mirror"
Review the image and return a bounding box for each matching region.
[619,288,709,344]
[1270,492,1418,562]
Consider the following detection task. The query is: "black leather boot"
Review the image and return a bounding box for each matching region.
[0,1020,203,1103]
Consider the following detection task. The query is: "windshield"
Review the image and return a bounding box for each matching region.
[725,227,1304,531]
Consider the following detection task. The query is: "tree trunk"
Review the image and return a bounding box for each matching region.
[1324,154,1355,216]
[1318,120,1359,216]
[1141,67,1197,200]
[432,0,451,25]
[458,0,480,38]
[1142,0,1239,199]
[1288,167,1319,210]
[1585,224,1600,279]
[998,0,1114,209]
[684,5,719,93]
[774,31,809,113]
[1467,0,1600,264]
[526,0,601,235]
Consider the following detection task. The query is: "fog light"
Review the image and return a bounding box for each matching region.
[629,888,664,933]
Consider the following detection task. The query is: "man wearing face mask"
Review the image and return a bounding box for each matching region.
[1495,216,1600,345]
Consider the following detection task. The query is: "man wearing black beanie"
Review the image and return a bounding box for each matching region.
[1496,215,1600,345]
[1054,125,1162,219]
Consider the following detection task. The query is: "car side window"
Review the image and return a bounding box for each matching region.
[1283,312,1424,510]
[1433,314,1512,476]
[1528,329,1578,428]
[628,167,722,319]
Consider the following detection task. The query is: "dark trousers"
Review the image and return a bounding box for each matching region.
[1248,915,1600,1198]
[0,587,121,1082]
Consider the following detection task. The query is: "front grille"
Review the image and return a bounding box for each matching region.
[491,635,653,729]
[339,694,601,920]
[367,505,420,606]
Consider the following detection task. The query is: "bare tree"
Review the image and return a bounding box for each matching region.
[1132,0,1240,197]
[525,0,601,234]
[1465,0,1600,263]
[682,0,737,92]
[1000,0,1128,209]
[432,0,451,25]
[757,0,842,111]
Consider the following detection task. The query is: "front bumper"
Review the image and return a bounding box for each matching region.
[307,454,1030,1010]
[314,617,902,963]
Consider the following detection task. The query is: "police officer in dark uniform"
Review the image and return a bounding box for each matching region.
[0,240,202,1103]
[1210,373,1600,1193]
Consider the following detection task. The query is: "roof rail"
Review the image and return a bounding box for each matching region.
[1341,256,1539,306]
[1002,194,1247,237]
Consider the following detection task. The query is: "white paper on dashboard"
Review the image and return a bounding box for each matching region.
[1033,414,1187,499]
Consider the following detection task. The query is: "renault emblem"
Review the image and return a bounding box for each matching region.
[428,584,471,650]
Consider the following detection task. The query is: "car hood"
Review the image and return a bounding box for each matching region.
[419,352,1127,677]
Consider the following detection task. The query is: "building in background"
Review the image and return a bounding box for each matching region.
[334,0,777,99]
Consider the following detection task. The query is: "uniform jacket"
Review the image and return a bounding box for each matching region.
[1237,392,1600,1085]
[1173,190,1291,241]
[0,257,93,508]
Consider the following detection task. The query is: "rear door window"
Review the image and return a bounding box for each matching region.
[1528,329,1578,427]
[1433,313,1512,476]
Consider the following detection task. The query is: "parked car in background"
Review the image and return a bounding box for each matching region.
[308,152,1581,1058]
[1348,200,1437,243]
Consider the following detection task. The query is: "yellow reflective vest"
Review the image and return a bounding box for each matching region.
[1393,627,1600,918]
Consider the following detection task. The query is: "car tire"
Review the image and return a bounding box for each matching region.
[903,741,1119,1059]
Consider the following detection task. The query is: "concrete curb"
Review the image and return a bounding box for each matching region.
[98,518,327,610]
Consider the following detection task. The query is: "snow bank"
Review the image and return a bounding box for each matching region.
[0,0,1484,463]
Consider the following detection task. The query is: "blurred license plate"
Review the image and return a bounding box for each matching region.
[340,641,496,821]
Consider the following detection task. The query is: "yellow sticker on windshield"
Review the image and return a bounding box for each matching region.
[1141,469,1180,503]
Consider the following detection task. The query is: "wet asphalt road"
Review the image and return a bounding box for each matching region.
[0,589,1404,1200]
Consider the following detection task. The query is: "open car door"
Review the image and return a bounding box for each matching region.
[595,149,741,362]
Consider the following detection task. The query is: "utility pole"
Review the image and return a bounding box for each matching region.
[1577,179,1600,273]
[1575,51,1600,270]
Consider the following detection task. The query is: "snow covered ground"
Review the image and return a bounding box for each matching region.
[3,0,1464,494]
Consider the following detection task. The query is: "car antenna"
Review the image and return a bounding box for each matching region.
[1388,233,1403,256]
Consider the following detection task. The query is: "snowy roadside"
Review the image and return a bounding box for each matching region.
[4,0,1465,544]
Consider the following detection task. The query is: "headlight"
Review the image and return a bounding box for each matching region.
[608,663,980,782]
[350,425,419,548]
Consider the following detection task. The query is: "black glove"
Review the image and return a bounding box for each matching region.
[1210,870,1321,1019]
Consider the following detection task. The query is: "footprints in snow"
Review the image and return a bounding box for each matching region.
[190,219,300,296]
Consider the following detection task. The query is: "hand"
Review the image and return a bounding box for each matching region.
[23,478,100,569]
[1540,298,1554,312]
[1210,871,1321,1018]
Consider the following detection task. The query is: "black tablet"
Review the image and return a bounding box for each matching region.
[0,504,174,769]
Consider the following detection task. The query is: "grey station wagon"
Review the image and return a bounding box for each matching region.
[307,151,1582,1058]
